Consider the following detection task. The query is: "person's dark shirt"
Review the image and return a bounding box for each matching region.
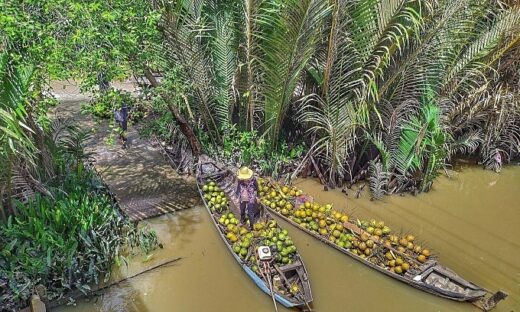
[114,105,129,123]
[236,178,259,202]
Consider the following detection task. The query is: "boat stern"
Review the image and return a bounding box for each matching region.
[471,290,508,311]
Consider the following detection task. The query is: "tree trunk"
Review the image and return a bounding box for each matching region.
[134,65,200,158]
[143,66,160,88]
[167,103,201,157]
[310,156,329,187]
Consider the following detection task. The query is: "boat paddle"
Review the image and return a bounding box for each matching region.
[257,246,279,312]
[262,261,279,312]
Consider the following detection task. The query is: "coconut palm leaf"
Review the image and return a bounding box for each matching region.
[394,116,423,175]
[155,0,222,142]
[365,131,390,171]
[0,53,40,212]
[240,0,266,131]
[299,95,359,185]
[207,1,240,130]
[393,102,447,180]
[381,100,420,169]
[347,0,430,103]
[442,6,520,97]
[448,128,483,158]
[0,54,37,166]
[479,85,520,171]
[381,0,485,107]
[368,159,389,200]
[258,0,331,146]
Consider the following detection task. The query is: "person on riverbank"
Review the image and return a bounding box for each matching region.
[236,166,260,230]
[114,104,128,148]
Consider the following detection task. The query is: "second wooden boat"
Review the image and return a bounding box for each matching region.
[258,179,507,311]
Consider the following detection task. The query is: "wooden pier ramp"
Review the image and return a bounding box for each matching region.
[52,82,199,221]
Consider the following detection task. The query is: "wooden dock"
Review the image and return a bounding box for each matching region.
[52,82,199,221]
[90,135,200,221]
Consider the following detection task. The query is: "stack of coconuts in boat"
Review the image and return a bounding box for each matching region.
[257,178,432,275]
[202,181,229,213]
[201,180,302,296]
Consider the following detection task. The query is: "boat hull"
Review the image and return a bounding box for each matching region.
[196,158,312,308]
[263,201,506,310]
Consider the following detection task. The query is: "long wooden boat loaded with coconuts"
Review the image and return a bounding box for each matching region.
[257,177,507,311]
[196,156,313,310]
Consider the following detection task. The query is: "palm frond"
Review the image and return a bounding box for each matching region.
[259,0,331,145]
[349,0,431,103]
[365,131,390,171]
[208,2,239,130]
[241,0,266,131]
[448,129,483,158]
[0,54,37,167]
[299,94,358,185]
[442,6,520,97]
[156,0,222,141]
[368,159,389,200]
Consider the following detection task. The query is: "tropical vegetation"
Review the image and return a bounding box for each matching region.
[144,0,520,196]
[1,1,159,308]
[0,55,157,310]
[0,0,519,309]
[0,169,158,310]
[4,0,515,196]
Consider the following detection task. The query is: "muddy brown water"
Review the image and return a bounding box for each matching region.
[56,164,520,312]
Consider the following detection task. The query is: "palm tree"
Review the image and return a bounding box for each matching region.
[0,53,38,217]
[154,0,330,144]
[301,0,520,192]
[152,0,520,195]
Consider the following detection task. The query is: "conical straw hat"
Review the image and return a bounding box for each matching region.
[237,167,254,180]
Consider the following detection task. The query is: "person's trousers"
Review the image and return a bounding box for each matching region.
[240,201,258,228]
[117,121,128,145]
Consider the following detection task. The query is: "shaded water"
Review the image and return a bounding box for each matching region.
[57,164,520,312]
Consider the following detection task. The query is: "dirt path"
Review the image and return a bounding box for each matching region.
[50,81,199,221]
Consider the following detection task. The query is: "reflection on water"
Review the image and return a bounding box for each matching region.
[56,164,520,312]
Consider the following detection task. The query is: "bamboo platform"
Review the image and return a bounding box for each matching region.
[91,137,200,221]
[51,83,200,221]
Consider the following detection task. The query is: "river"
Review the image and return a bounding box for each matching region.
[56,163,520,312]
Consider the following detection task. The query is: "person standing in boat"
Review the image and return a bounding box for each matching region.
[236,166,260,230]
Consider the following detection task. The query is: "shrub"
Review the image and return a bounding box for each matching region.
[0,170,157,310]
[83,89,137,120]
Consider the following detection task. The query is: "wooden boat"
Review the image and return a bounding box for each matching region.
[196,156,313,309]
[260,182,507,311]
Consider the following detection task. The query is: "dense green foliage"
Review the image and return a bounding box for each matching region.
[1,0,518,198]
[0,0,160,88]
[1,2,161,307]
[0,57,158,309]
[0,169,157,310]
[149,0,519,196]
[83,89,137,119]
[140,66,304,175]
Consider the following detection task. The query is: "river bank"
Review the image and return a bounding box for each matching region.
[55,164,519,312]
